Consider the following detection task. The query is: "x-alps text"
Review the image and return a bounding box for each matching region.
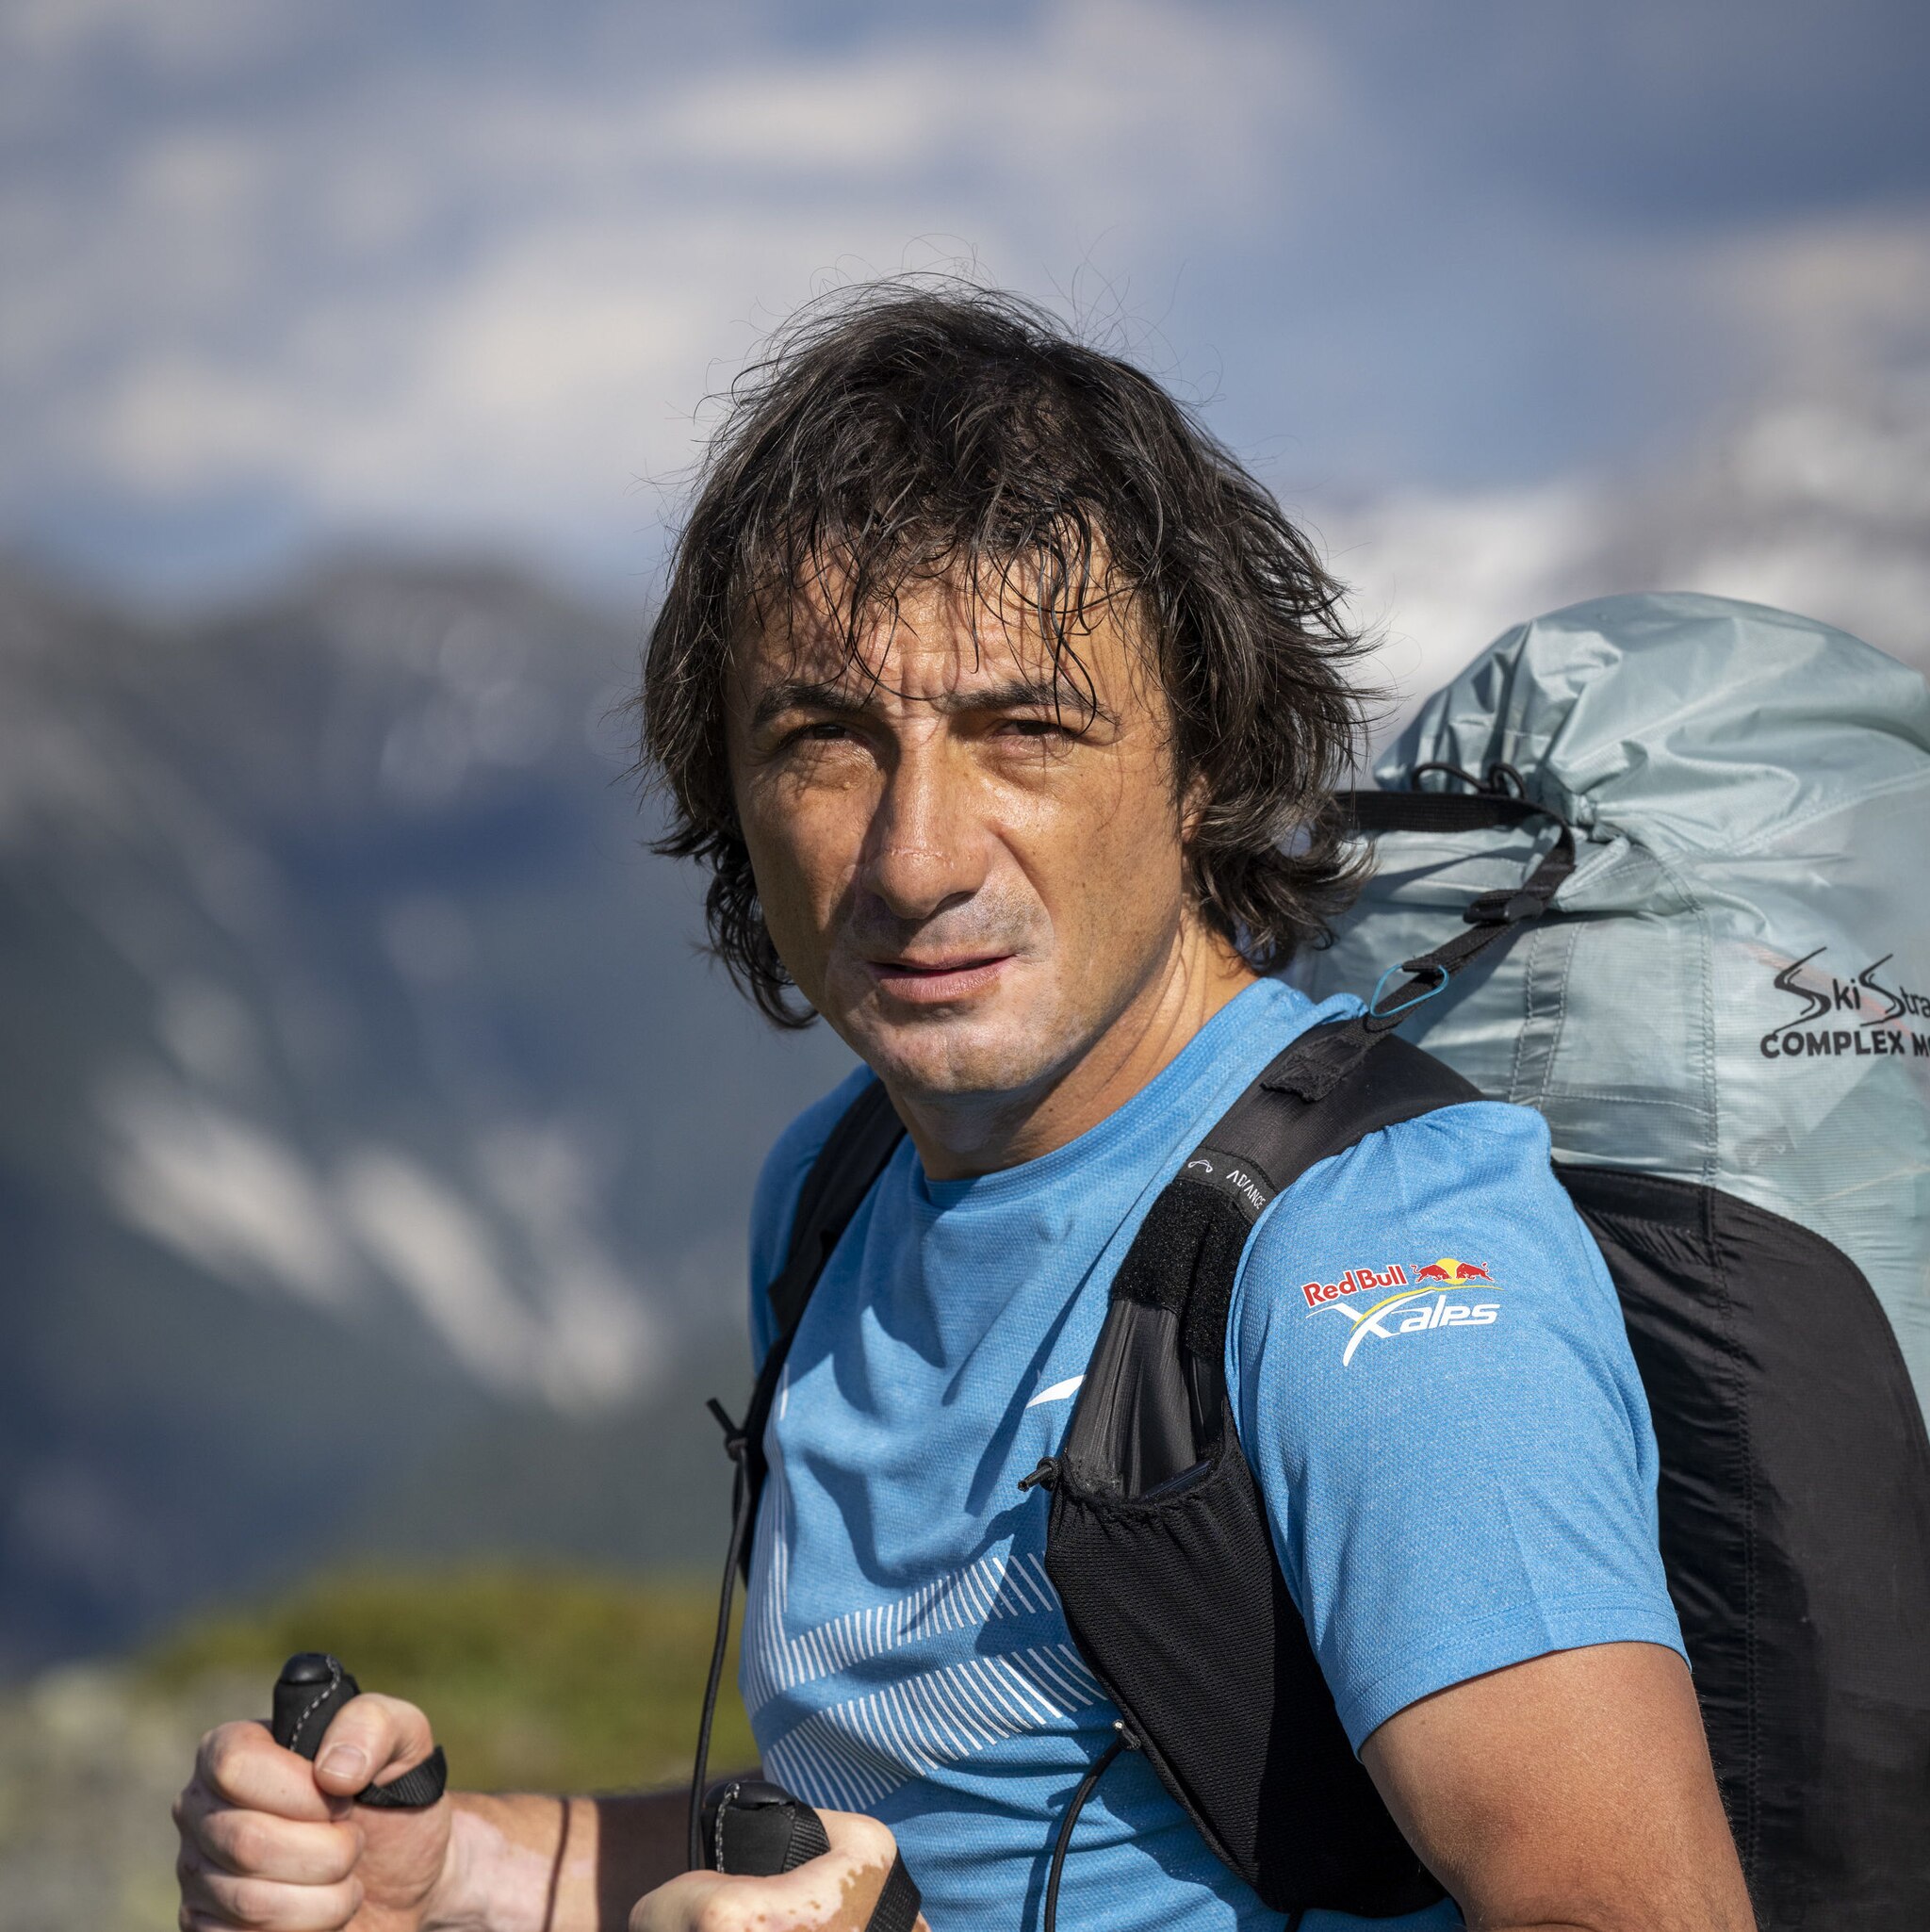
[1303,1258,1503,1367]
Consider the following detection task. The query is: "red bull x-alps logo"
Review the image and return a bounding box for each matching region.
[1301,1257,1501,1367]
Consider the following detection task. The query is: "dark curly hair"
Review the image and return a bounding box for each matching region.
[639,281,1374,1027]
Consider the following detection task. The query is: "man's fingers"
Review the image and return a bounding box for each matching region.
[194,1724,335,1823]
[193,1695,437,1812]
[310,1691,436,1798]
[629,1807,904,1932]
[814,1808,899,1871]
[176,1699,440,1932]
[176,1848,363,1931]
[184,1799,363,1886]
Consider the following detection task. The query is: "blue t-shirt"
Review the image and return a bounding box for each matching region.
[741,977,1683,1932]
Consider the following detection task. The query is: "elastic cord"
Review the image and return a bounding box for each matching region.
[1042,1727,1135,1932]
[689,1406,754,1871]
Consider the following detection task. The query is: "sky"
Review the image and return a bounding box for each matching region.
[2,0,1927,606]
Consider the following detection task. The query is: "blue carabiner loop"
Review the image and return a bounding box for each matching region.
[1367,959,1449,1021]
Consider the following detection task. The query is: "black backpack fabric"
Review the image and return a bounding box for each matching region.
[1024,1024,1469,1920]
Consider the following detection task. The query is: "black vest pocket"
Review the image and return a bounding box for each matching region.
[1044,1363,1442,1917]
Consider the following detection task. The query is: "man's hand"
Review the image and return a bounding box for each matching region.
[1361,1641,1755,1932]
[174,1693,451,1932]
[629,1809,924,1932]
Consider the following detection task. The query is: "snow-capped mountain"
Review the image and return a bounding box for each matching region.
[1337,364,1930,736]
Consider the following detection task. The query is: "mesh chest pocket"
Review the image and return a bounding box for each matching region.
[1043,1277,1438,1915]
[1026,1029,1478,1919]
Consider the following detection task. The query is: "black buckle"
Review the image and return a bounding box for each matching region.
[1017,1456,1059,1493]
[1464,887,1547,925]
[707,1397,749,1463]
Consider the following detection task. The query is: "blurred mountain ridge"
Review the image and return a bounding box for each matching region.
[0,551,856,1674]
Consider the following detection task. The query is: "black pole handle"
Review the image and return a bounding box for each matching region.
[700,1778,921,1931]
[700,1777,831,1874]
[270,1652,450,1809]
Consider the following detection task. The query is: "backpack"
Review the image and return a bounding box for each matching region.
[697,593,1930,1930]
[1293,592,1930,1927]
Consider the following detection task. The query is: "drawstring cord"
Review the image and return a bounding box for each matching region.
[689,1399,753,1872]
[1042,1721,1138,1932]
[1411,759,1528,800]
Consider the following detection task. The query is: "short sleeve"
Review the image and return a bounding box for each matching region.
[1226,1100,1687,1751]
[747,1067,876,1367]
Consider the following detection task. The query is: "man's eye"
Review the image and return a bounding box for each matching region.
[789,719,852,745]
[1001,717,1070,740]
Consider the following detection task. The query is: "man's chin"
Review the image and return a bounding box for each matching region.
[832,997,1071,1105]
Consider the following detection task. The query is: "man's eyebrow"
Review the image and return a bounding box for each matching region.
[750,674,1112,731]
[749,679,869,731]
[956,677,1111,724]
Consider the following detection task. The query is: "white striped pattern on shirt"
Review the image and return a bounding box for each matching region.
[760,1642,1107,1810]
[743,1453,1105,1810]
[742,1464,1064,1713]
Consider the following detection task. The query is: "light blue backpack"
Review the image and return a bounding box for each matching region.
[1295,593,1930,1926]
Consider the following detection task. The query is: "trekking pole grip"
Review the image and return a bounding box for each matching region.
[702,1778,922,1932]
[270,1651,450,1808]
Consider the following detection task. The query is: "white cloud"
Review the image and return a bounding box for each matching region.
[3,0,1924,616]
[1333,482,1604,736]
[1682,535,1930,657]
[648,0,1323,190]
[1332,210,1930,724]
[1703,211,1930,387]
[0,0,311,73]
[1729,396,1930,526]
[1342,338,1930,733]
[1,0,1329,581]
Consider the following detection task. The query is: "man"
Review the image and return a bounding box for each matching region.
[174,287,1755,1932]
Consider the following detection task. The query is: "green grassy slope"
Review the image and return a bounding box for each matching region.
[143,1564,757,1792]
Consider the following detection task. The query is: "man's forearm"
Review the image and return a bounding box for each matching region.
[431,1788,690,1932]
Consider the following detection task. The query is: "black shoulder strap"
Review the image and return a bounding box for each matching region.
[1040,1023,1479,1919]
[733,1079,906,1537]
[689,1079,907,1865]
[1109,1025,1480,1363]
[769,1080,907,1335]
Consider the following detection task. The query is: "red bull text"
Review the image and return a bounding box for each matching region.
[1301,1262,1409,1309]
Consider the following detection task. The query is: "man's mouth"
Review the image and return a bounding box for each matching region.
[862,953,1014,1004]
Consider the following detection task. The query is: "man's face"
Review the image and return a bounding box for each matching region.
[727,577,1199,1112]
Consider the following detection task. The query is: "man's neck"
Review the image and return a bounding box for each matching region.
[892,925,1258,1181]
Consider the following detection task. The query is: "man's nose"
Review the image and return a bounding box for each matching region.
[859,745,988,922]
